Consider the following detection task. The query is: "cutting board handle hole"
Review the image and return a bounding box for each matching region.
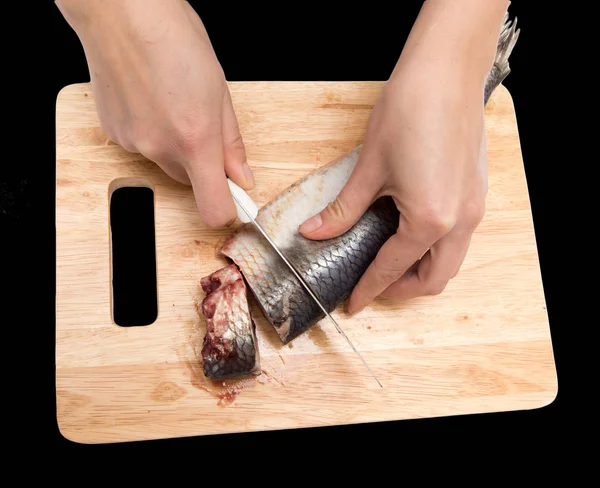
[109,180,158,327]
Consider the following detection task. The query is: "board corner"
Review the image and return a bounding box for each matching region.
[56,82,92,105]
[56,412,94,446]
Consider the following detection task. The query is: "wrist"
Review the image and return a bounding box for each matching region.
[55,0,177,38]
[392,0,509,87]
[54,0,108,31]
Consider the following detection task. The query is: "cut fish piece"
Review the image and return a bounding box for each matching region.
[196,264,261,380]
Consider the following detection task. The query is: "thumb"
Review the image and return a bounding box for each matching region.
[187,134,238,229]
[298,149,383,240]
[221,87,254,190]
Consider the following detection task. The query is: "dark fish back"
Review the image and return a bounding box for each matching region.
[273,196,399,343]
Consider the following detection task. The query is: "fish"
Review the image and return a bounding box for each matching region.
[196,264,261,380]
[197,8,520,376]
[221,188,399,345]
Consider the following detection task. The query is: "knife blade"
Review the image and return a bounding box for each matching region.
[227,178,383,388]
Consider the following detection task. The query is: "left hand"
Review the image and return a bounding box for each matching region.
[298,49,490,315]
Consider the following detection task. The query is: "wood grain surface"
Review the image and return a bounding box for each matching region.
[56,81,557,444]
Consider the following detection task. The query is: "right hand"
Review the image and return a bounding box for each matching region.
[55,0,254,228]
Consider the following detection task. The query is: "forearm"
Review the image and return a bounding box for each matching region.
[55,0,182,36]
[393,0,510,86]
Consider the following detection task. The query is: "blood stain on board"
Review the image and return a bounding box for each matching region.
[183,295,265,407]
[182,357,260,407]
[412,335,424,345]
[214,377,257,407]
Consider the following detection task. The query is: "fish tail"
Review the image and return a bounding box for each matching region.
[484,2,520,104]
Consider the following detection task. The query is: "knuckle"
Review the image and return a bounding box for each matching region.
[130,125,165,162]
[325,197,349,222]
[429,213,456,235]
[173,119,215,154]
[377,267,402,285]
[425,280,448,296]
[412,205,456,242]
[372,253,404,284]
[174,126,200,154]
[135,136,163,162]
[463,198,486,228]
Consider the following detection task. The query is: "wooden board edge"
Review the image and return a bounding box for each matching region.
[56,389,559,445]
[55,80,514,99]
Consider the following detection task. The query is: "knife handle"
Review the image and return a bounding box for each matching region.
[227,177,259,223]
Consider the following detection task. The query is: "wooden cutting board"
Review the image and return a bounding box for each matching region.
[56,81,557,444]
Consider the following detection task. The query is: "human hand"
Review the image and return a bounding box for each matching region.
[298,0,508,314]
[55,0,254,227]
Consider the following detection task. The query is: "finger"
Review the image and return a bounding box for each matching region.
[346,224,434,315]
[379,229,472,301]
[298,146,384,240]
[186,135,238,228]
[221,87,254,190]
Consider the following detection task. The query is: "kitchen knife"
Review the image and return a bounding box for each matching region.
[227,178,383,388]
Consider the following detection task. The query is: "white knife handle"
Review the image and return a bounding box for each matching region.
[227,178,259,223]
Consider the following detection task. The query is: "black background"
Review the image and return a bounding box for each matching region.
[6,1,573,449]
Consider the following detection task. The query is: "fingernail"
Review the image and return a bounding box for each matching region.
[243,163,255,188]
[299,214,322,234]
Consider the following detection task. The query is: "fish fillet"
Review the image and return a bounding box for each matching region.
[196,264,261,380]
[199,8,521,376]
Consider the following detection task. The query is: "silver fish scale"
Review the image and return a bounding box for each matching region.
[260,196,400,344]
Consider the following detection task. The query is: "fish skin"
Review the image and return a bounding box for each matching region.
[220,11,520,345]
[221,183,399,344]
[196,264,261,380]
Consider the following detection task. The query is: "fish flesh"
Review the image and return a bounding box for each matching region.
[196,264,261,380]
[198,9,520,375]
